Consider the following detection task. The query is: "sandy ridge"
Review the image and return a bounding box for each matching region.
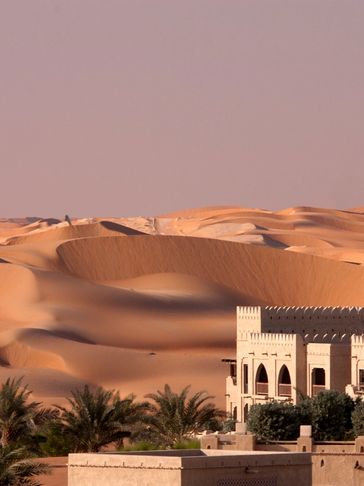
[0,206,364,407]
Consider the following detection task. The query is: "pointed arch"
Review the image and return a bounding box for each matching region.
[255,364,268,395]
[278,365,291,397]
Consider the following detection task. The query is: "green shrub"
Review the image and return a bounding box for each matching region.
[173,439,200,449]
[310,390,354,441]
[247,401,301,442]
[121,441,161,451]
[351,399,364,438]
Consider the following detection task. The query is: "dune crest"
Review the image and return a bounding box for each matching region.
[0,206,364,405]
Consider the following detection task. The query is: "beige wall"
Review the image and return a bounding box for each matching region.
[181,460,311,486]
[235,330,305,422]
[68,450,311,486]
[312,453,364,486]
[231,306,364,424]
[351,335,364,388]
[202,434,364,486]
[225,375,237,418]
[68,453,182,486]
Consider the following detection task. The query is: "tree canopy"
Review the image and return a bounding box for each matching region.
[0,377,56,450]
[145,384,225,446]
[56,385,149,452]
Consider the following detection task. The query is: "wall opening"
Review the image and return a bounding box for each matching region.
[359,369,364,390]
[312,368,325,396]
[278,365,291,397]
[243,404,248,422]
[244,364,248,394]
[256,364,268,395]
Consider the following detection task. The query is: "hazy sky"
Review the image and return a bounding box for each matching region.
[1,1,364,217]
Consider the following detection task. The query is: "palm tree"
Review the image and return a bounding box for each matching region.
[57,385,149,452]
[0,377,56,449]
[145,384,225,446]
[0,446,50,486]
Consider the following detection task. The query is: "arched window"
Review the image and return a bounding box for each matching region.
[256,364,268,395]
[312,368,325,396]
[278,365,291,397]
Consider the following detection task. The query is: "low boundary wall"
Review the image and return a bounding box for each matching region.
[201,434,364,486]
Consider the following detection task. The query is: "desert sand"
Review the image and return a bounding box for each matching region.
[1,206,364,411]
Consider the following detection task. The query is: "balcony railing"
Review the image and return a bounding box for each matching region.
[278,384,292,397]
[312,385,326,396]
[256,382,268,395]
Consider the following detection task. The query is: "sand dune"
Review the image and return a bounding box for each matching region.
[4,220,145,245]
[57,235,364,305]
[0,206,364,407]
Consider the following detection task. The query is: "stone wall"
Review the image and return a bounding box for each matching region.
[68,450,311,486]
[201,434,364,486]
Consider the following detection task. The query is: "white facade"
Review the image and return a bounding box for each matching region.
[226,306,364,425]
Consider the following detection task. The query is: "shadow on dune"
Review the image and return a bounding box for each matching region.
[46,329,97,345]
[100,220,147,235]
[6,327,96,346]
[26,217,61,225]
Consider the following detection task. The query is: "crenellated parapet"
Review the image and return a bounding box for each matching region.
[237,305,364,341]
[237,306,262,332]
[261,305,364,325]
[351,334,364,346]
[247,332,297,345]
[237,306,262,318]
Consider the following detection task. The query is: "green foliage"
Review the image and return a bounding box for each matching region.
[145,384,225,447]
[2,374,363,468]
[294,396,312,427]
[128,422,163,447]
[121,441,161,451]
[56,385,149,452]
[310,390,355,441]
[40,422,74,457]
[0,445,50,486]
[247,391,356,442]
[352,399,364,437]
[221,416,236,433]
[173,438,201,449]
[247,401,301,442]
[0,377,57,452]
[121,438,201,451]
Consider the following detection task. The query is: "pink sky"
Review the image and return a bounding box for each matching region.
[1,0,364,217]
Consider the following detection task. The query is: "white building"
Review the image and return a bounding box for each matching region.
[225,306,364,425]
